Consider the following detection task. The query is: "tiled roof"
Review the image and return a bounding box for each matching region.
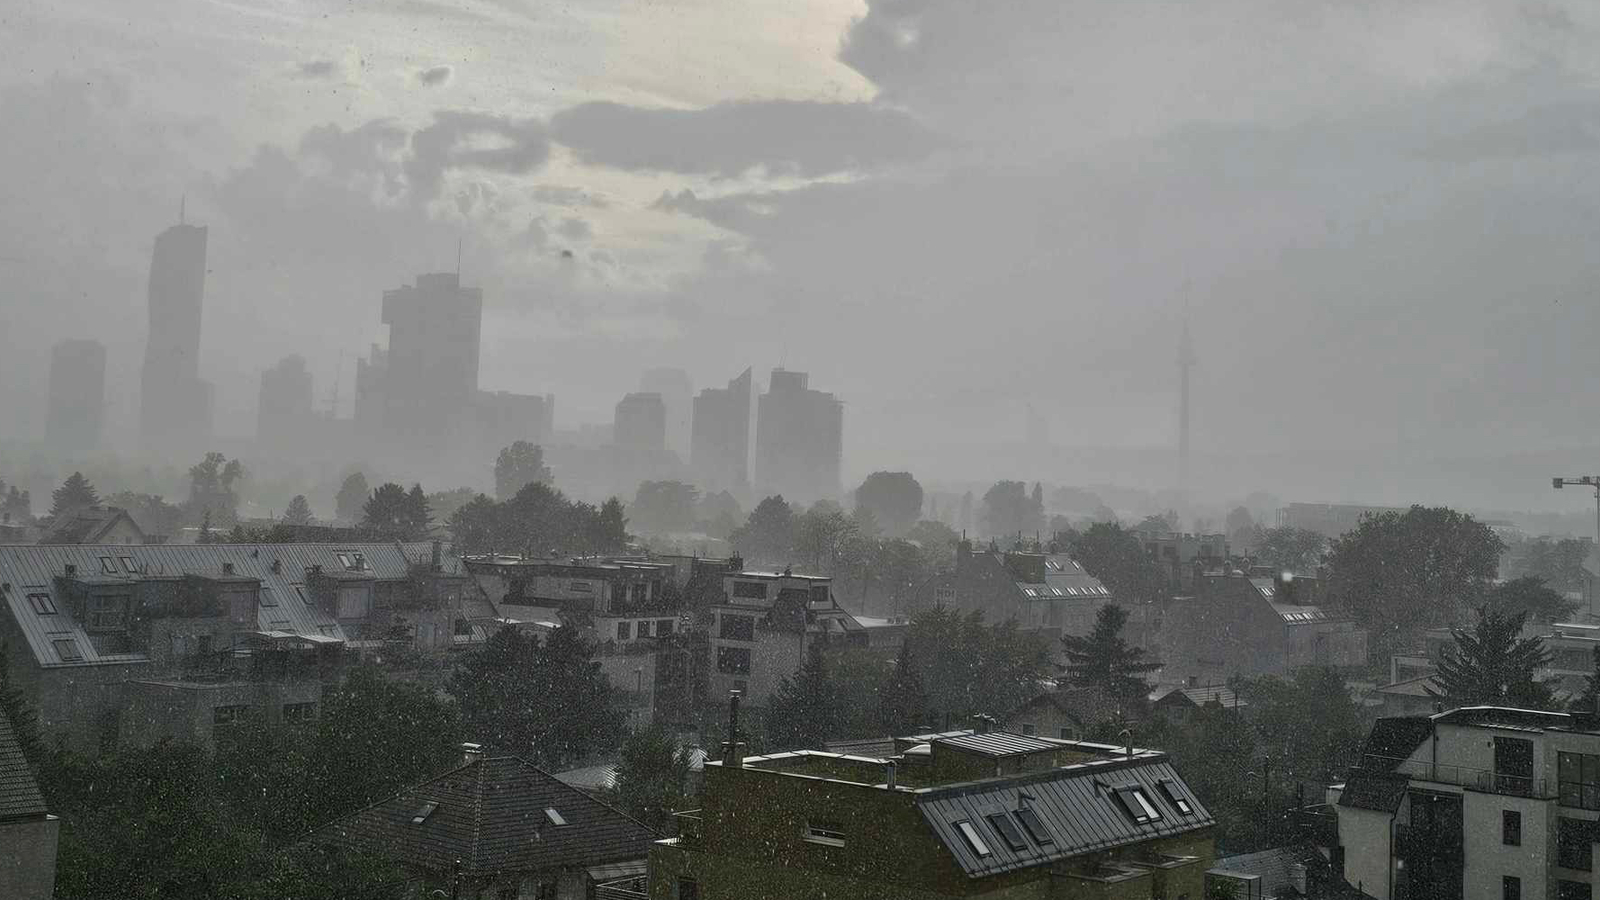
[0,708,48,821]
[308,755,657,877]
[916,757,1212,878]
[0,542,485,668]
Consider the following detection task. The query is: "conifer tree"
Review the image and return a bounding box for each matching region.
[1060,604,1161,706]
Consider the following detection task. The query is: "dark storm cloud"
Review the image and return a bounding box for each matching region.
[417,65,454,87]
[550,99,941,177]
[405,110,550,199]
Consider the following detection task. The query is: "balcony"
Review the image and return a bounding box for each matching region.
[673,810,703,844]
[1360,755,1555,799]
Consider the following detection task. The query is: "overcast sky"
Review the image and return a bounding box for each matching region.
[3,0,1599,510]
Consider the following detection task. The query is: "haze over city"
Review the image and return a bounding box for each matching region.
[6,1,1600,512]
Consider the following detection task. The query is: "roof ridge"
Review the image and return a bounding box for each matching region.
[468,756,487,873]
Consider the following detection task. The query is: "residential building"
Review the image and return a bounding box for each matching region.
[139,218,213,457]
[1149,685,1247,722]
[690,368,752,495]
[652,711,1217,899]
[708,568,862,706]
[0,542,494,751]
[39,506,149,545]
[919,541,1113,638]
[1161,571,1367,684]
[1002,686,1122,741]
[754,368,843,503]
[1129,529,1228,594]
[45,338,106,454]
[0,708,58,900]
[307,743,657,899]
[1207,845,1354,899]
[1279,502,1406,539]
[1333,707,1600,900]
[640,367,694,459]
[256,354,315,451]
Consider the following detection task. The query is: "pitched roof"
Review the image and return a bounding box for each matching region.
[1356,717,1432,771]
[1337,772,1409,812]
[309,755,657,877]
[0,708,48,821]
[40,506,145,545]
[916,757,1213,878]
[1151,685,1246,710]
[1213,844,1324,894]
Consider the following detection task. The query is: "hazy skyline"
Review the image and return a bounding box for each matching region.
[4,1,1600,510]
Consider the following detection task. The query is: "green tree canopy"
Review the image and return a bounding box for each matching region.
[1237,666,1365,786]
[1515,537,1592,594]
[899,606,1050,728]
[282,494,313,525]
[877,639,931,735]
[105,491,182,538]
[50,471,99,518]
[494,440,552,500]
[1427,607,1554,711]
[185,452,245,526]
[1487,576,1578,624]
[631,480,700,535]
[854,471,924,536]
[1060,604,1162,707]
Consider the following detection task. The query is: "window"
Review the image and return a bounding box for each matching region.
[213,704,250,726]
[1559,817,1593,871]
[26,592,56,615]
[804,821,845,847]
[717,647,751,675]
[283,702,316,722]
[617,621,631,641]
[1114,787,1163,824]
[731,581,767,600]
[336,586,371,619]
[677,877,700,900]
[336,553,352,569]
[1560,752,1600,810]
[1559,882,1592,900]
[719,615,755,641]
[87,594,128,630]
[1159,780,1194,815]
[1504,876,1521,900]
[985,813,1028,851]
[568,581,593,593]
[52,638,83,661]
[1503,810,1522,846]
[1013,805,1053,845]
[99,556,117,575]
[543,807,567,826]
[410,801,439,824]
[1019,723,1036,735]
[119,557,137,573]
[1060,727,1077,740]
[657,619,675,635]
[637,620,652,638]
[954,820,991,857]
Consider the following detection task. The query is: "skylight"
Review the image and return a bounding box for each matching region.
[544,807,567,826]
[1013,806,1053,845]
[1114,787,1163,824]
[52,638,83,662]
[985,813,1028,851]
[410,801,439,824]
[1158,780,1194,815]
[954,820,991,857]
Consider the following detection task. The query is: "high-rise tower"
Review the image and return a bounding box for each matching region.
[140,212,212,456]
[691,368,753,494]
[1178,320,1195,495]
[754,368,843,504]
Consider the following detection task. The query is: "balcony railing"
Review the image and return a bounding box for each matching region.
[1358,755,1555,799]
[673,809,703,843]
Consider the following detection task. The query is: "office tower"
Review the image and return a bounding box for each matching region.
[257,355,315,449]
[45,339,107,452]
[475,390,555,452]
[638,367,693,459]
[139,217,213,456]
[754,368,843,503]
[376,272,483,450]
[614,392,667,458]
[690,367,752,493]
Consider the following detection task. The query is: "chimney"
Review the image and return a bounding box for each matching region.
[64,564,76,577]
[431,540,443,571]
[222,562,235,575]
[460,742,484,767]
[884,760,898,790]
[721,691,747,767]
[970,714,994,735]
[271,559,282,574]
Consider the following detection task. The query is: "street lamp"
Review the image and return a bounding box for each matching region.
[1551,476,1600,545]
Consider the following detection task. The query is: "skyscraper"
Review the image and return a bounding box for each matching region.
[46,339,106,452]
[257,355,315,449]
[754,368,843,503]
[638,367,693,459]
[375,272,483,453]
[614,392,667,458]
[690,367,752,494]
[1178,320,1195,495]
[139,217,212,456]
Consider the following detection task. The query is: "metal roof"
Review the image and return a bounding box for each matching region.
[936,731,1063,758]
[0,542,475,668]
[916,757,1213,878]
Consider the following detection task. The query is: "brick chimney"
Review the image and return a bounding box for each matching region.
[721,691,747,767]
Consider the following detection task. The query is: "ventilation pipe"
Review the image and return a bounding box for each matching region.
[721,690,746,767]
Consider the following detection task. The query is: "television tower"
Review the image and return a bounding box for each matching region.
[1178,320,1195,495]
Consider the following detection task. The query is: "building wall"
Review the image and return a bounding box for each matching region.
[1334,803,1395,900]
[120,677,325,747]
[0,815,59,900]
[1462,789,1549,900]
[1003,701,1085,740]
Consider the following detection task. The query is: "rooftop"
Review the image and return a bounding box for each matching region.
[0,708,48,821]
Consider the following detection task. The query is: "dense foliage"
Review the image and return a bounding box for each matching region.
[493,441,552,500]
[1060,604,1162,707]
[1427,607,1554,710]
[50,471,100,518]
[1063,522,1168,603]
[447,481,629,556]
[854,471,924,536]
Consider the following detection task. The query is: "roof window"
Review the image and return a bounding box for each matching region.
[1013,805,1053,845]
[1113,786,1163,824]
[1158,780,1194,815]
[804,820,845,847]
[411,801,439,824]
[985,813,1028,851]
[120,557,138,573]
[544,807,568,826]
[954,820,991,857]
[27,592,56,615]
[52,638,83,661]
[99,556,117,575]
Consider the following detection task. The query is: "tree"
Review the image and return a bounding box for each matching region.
[0,480,32,523]
[591,497,630,552]
[334,471,370,523]
[106,491,183,537]
[1060,605,1162,707]
[1065,522,1167,603]
[1487,576,1577,624]
[878,640,930,734]
[425,487,480,525]
[448,627,624,768]
[899,606,1050,727]
[1428,607,1554,710]
[612,724,694,831]
[185,452,245,526]
[765,643,838,750]
[854,471,924,536]
[1237,667,1365,786]
[731,496,797,565]
[1517,537,1592,594]
[631,480,700,535]
[1574,646,1600,715]
[446,493,499,552]
[404,483,433,535]
[1325,506,1505,653]
[50,471,99,518]
[1255,527,1327,572]
[794,504,857,570]
[697,491,743,540]
[494,440,552,500]
[282,494,313,525]
[981,480,1043,538]
[359,482,431,538]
